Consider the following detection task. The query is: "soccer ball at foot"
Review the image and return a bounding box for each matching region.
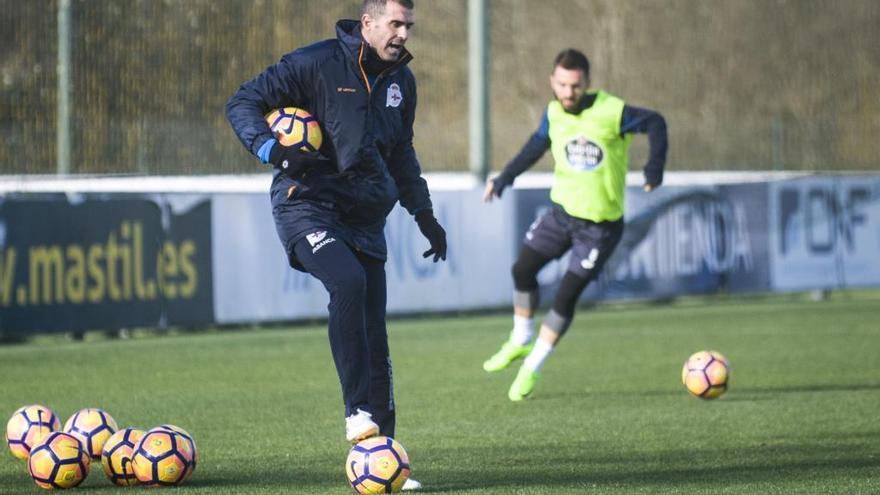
[346,436,411,494]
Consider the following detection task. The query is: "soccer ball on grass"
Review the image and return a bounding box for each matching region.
[27,431,90,490]
[682,350,730,399]
[101,427,145,486]
[6,404,61,460]
[130,428,195,486]
[151,424,198,483]
[63,407,118,459]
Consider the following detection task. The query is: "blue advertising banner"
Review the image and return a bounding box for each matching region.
[1,173,875,334]
[0,194,213,334]
[769,176,880,290]
[514,183,773,302]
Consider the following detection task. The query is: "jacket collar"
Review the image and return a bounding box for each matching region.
[336,19,412,89]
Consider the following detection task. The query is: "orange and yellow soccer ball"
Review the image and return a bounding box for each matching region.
[27,431,90,490]
[63,408,118,459]
[101,427,145,486]
[6,404,61,460]
[346,436,411,494]
[682,350,731,399]
[131,429,195,486]
[265,107,323,151]
[149,425,197,483]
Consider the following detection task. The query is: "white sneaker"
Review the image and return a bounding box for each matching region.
[402,478,422,491]
[344,409,379,443]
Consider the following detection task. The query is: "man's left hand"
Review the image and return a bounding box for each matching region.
[415,210,447,262]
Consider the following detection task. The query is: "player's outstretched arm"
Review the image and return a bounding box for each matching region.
[483,113,551,203]
[621,104,668,192]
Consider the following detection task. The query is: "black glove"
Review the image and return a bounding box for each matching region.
[269,144,331,178]
[491,173,514,198]
[643,162,663,190]
[415,210,447,262]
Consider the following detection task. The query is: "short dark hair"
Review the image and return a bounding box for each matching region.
[553,48,590,76]
[361,0,414,18]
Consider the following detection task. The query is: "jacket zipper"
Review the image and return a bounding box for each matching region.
[356,42,412,95]
[357,43,372,94]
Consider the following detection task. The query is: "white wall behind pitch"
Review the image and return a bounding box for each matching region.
[211,189,515,324]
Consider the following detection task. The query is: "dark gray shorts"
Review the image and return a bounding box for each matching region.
[524,204,624,278]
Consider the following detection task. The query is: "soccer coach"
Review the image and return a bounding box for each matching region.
[225,0,446,461]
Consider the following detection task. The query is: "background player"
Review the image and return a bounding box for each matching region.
[482,48,667,401]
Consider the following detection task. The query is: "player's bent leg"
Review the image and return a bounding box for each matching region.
[485,246,554,372]
[511,245,552,291]
[509,311,572,401]
[507,270,587,401]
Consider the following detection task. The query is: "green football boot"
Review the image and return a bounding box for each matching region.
[482,340,532,372]
[508,365,540,401]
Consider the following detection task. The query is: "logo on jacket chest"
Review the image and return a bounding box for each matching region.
[386,83,403,108]
[565,135,604,171]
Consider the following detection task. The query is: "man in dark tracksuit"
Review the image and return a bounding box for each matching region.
[225,0,445,467]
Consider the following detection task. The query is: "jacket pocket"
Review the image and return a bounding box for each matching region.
[345,170,398,222]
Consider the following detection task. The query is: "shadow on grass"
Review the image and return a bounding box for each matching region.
[418,441,880,493]
[535,388,682,401]
[736,383,880,395]
[3,462,346,494]
[535,382,880,403]
[184,464,343,491]
[2,465,342,494]
[6,441,872,494]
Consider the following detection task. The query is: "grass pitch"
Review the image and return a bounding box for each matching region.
[1,292,879,494]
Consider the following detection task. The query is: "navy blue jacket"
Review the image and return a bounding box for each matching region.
[226,20,432,263]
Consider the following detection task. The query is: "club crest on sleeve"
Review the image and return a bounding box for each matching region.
[386,83,403,108]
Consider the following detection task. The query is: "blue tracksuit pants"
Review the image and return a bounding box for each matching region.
[293,231,395,437]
